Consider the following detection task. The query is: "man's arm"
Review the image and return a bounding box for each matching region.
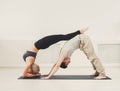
[42,51,67,79]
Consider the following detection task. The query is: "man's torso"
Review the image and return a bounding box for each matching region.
[61,35,80,58]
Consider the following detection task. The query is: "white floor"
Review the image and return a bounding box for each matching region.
[0,66,120,91]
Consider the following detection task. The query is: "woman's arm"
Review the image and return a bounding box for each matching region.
[22,61,33,77]
[22,58,40,77]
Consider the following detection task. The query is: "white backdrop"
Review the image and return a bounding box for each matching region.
[0,0,120,67]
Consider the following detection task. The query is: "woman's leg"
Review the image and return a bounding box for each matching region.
[34,31,81,49]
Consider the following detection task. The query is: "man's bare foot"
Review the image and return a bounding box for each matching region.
[94,74,107,80]
[91,71,99,77]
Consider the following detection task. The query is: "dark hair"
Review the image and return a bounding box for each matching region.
[60,62,67,69]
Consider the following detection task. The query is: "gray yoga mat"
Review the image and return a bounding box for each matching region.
[18,75,111,80]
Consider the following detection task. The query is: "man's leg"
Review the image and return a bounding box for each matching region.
[79,34,106,79]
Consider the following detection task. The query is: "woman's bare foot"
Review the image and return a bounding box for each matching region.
[80,27,89,34]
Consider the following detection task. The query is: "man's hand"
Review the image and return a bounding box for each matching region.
[41,73,50,80]
[43,73,50,77]
[80,27,89,34]
[41,76,50,80]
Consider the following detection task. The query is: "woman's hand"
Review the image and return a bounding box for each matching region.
[23,72,41,78]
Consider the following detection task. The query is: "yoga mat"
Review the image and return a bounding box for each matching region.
[18,76,41,79]
[18,75,111,80]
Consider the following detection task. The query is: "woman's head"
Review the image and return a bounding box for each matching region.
[28,63,40,74]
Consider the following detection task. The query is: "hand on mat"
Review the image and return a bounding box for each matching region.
[41,76,49,80]
[80,27,89,34]
[23,73,40,78]
[24,73,35,77]
[43,74,49,77]
[35,73,41,77]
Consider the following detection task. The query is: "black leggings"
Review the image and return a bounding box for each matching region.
[34,30,80,49]
[23,30,80,61]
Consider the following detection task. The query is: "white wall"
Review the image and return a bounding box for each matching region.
[0,0,120,67]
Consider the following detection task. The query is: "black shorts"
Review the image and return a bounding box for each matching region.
[23,51,37,61]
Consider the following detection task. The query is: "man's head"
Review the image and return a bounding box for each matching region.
[60,58,70,69]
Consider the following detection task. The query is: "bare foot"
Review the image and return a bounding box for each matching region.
[91,71,99,77]
[80,27,89,34]
[95,74,107,80]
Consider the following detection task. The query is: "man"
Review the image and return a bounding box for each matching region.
[22,28,88,78]
[43,34,106,80]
